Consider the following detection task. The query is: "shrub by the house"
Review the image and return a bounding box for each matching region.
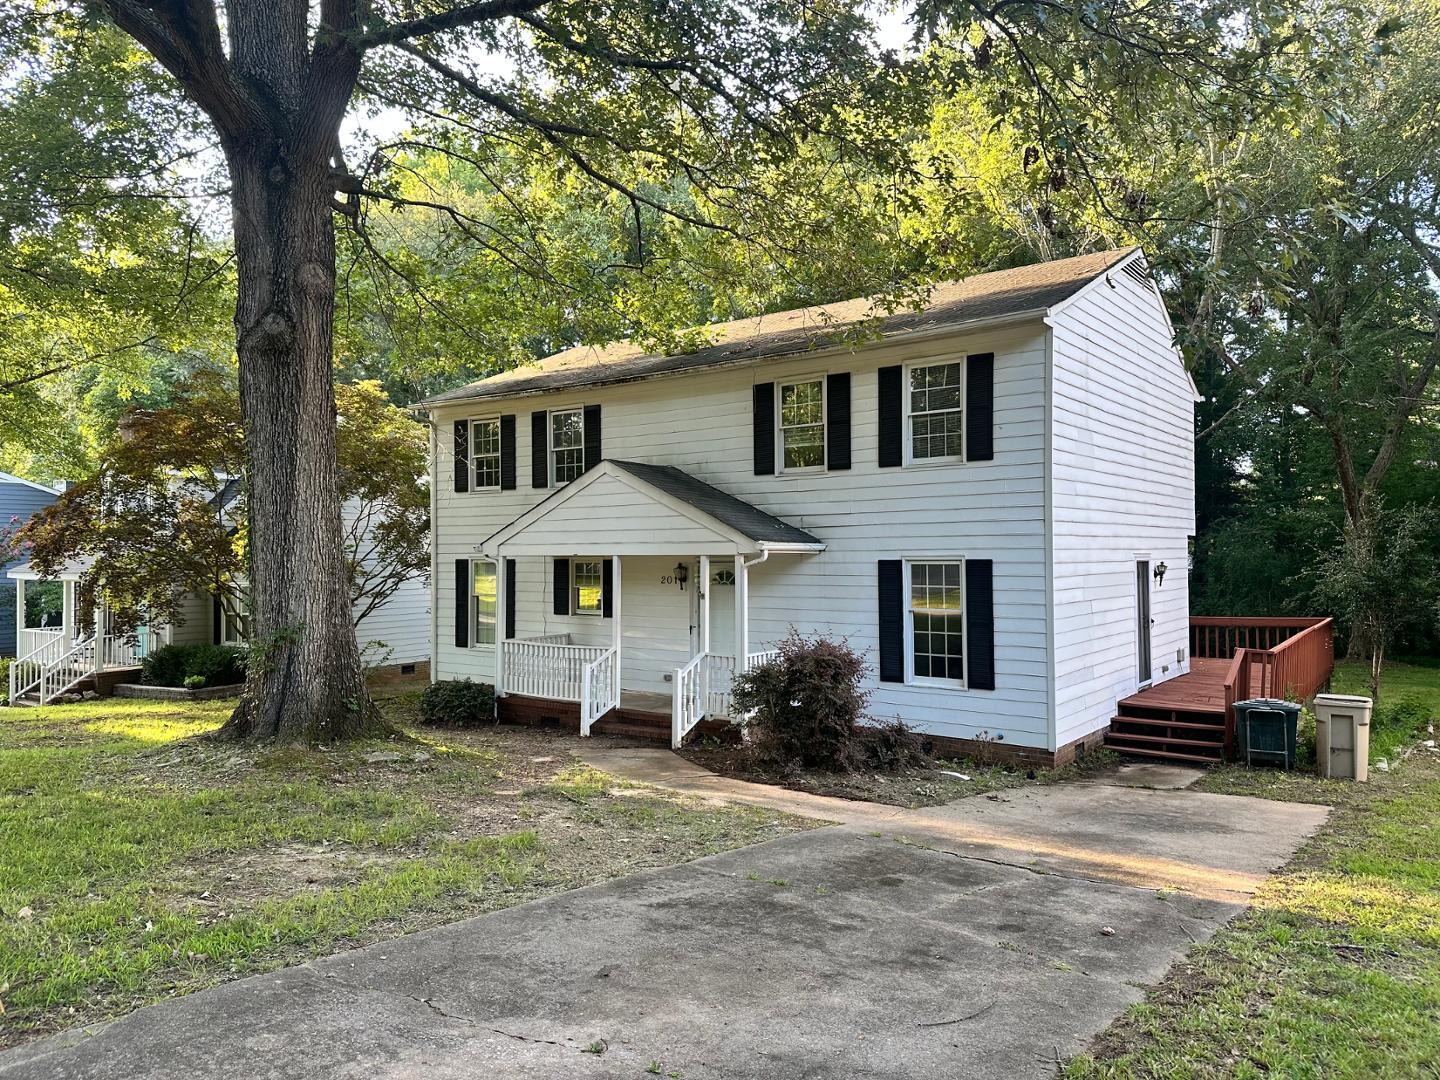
[419,679,496,727]
[731,630,925,771]
[141,644,247,689]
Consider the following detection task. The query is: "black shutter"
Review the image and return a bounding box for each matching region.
[966,559,995,690]
[601,558,613,618]
[504,558,516,640]
[499,414,516,490]
[966,352,994,462]
[211,596,222,645]
[453,420,469,493]
[877,365,903,467]
[454,559,469,649]
[553,558,570,616]
[826,372,851,471]
[531,411,548,488]
[583,404,602,472]
[752,382,775,475]
[878,560,904,683]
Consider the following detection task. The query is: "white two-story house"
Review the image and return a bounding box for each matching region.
[417,248,1198,766]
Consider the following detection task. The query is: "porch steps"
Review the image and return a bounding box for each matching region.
[1104,710,1227,765]
[589,707,736,744]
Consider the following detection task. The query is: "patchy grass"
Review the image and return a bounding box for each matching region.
[0,695,813,1047]
[680,739,1119,808]
[1067,660,1440,1079]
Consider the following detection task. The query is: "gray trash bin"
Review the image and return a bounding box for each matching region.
[1234,698,1302,770]
[1314,694,1373,782]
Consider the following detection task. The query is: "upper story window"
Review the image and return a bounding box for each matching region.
[472,559,497,645]
[550,408,585,485]
[778,378,825,471]
[908,560,965,685]
[471,418,501,490]
[908,361,964,463]
[573,559,604,616]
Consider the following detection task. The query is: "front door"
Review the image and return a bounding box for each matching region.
[690,560,737,658]
[1136,561,1153,685]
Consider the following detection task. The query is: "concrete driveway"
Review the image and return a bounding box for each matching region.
[1,759,1326,1080]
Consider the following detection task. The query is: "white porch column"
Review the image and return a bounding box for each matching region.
[93,599,104,675]
[611,556,622,699]
[14,578,23,647]
[493,551,506,700]
[62,579,74,642]
[698,555,710,655]
[734,554,749,669]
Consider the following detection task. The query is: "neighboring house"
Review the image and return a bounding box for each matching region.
[416,248,1205,766]
[7,479,430,704]
[1,472,61,657]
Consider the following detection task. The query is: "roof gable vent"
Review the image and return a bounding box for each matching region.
[1121,258,1156,292]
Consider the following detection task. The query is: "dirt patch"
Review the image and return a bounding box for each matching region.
[680,741,1118,807]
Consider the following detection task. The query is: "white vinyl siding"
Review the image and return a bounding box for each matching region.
[907,361,965,463]
[1048,264,1195,749]
[431,322,1055,748]
[777,378,825,472]
[471,418,501,491]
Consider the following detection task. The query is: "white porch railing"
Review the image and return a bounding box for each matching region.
[581,648,619,735]
[501,636,612,703]
[99,633,145,670]
[672,651,710,749]
[16,627,63,658]
[9,635,95,705]
[672,648,780,748]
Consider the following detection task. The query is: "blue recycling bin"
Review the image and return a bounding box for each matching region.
[1233,698,1302,770]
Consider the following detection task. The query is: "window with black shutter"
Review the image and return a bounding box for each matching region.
[553,558,570,615]
[877,560,903,682]
[877,366,902,468]
[753,382,775,475]
[499,414,516,490]
[965,353,994,462]
[964,559,995,690]
[454,558,469,648]
[583,404,602,472]
[826,372,851,470]
[452,420,469,493]
[531,411,548,488]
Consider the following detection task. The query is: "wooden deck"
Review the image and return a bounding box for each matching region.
[1116,657,1263,717]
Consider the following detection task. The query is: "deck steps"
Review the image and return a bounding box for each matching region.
[1105,709,1227,765]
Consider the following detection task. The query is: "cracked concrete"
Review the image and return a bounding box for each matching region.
[0,758,1327,1080]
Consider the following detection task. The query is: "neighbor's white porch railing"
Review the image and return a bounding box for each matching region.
[581,648,619,735]
[501,636,612,703]
[16,627,63,658]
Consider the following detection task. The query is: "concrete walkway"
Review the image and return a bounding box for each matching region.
[577,747,1324,903]
[1,755,1328,1080]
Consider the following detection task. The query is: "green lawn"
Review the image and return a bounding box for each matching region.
[1068,658,1440,1078]
[0,695,812,1048]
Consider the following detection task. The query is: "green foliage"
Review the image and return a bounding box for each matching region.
[0,657,9,705]
[730,630,922,771]
[140,644,246,689]
[181,674,206,690]
[418,679,496,727]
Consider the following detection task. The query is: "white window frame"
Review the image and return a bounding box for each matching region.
[904,359,967,467]
[549,406,586,487]
[220,589,252,647]
[904,557,968,688]
[571,558,604,617]
[470,417,502,492]
[775,375,827,475]
[471,558,498,647]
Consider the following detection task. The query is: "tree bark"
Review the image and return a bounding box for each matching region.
[215,131,388,742]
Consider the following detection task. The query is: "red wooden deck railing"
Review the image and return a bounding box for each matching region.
[1190,617,1335,759]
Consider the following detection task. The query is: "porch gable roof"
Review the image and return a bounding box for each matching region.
[479,460,824,557]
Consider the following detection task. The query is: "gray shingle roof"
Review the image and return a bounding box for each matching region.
[420,248,1139,407]
[610,461,822,547]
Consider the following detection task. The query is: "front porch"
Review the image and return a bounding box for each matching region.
[7,564,168,705]
[477,461,821,747]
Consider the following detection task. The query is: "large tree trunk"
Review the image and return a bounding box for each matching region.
[216,134,387,742]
